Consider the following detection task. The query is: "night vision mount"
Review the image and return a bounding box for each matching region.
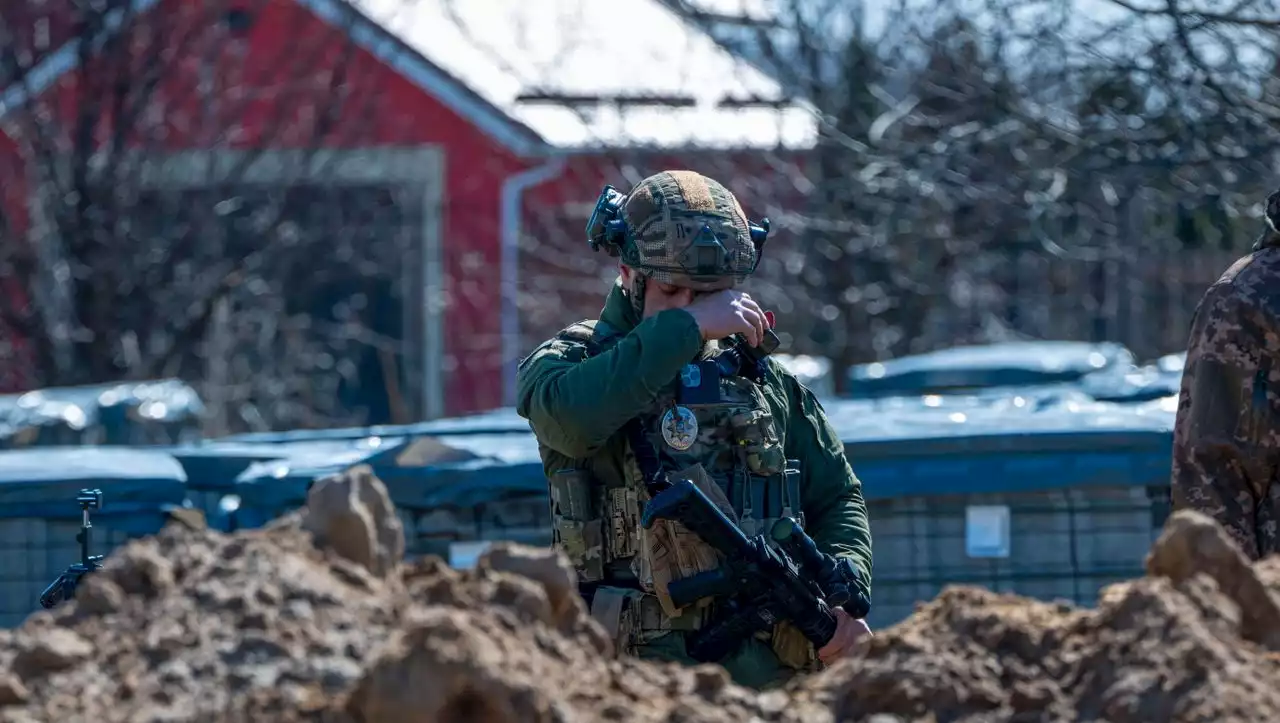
[39,488,105,610]
[585,184,772,271]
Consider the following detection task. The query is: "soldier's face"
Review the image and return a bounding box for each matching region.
[621,266,713,318]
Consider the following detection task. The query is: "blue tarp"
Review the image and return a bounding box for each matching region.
[1077,362,1183,403]
[165,437,405,495]
[229,437,421,526]
[1156,352,1187,374]
[846,341,1135,398]
[0,379,205,449]
[213,407,531,446]
[208,411,543,528]
[825,388,1174,442]
[0,447,189,533]
[228,431,551,529]
[376,457,549,510]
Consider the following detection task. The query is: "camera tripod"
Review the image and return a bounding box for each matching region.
[38,488,105,610]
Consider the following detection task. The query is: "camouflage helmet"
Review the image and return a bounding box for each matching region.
[616,171,763,290]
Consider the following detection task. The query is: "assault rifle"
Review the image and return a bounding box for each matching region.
[39,488,105,610]
[641,477,871,664]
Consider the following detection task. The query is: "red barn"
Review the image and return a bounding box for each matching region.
[0,0,816,422]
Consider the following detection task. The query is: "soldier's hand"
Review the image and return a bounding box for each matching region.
[683,290,769,346]
[817,608,873,665]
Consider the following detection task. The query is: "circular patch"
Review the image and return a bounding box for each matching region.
[661,406,698,451]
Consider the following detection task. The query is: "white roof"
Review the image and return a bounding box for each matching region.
[334,0,817,151]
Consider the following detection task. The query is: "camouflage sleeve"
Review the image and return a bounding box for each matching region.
[515,308,702,458]
[1171,280,1280,560]
[777,371,873,602]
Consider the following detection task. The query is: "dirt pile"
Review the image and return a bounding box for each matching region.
[1,466,1279,723]
[793,511,1280,722]
[0,466,823,723]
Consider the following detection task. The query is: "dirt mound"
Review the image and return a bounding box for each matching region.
[1,465,1279,723]
[0,466,822,723]
[794,510,1280,723]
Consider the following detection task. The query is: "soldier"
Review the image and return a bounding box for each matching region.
[1172,189,1280,560]
[515,170,873,689]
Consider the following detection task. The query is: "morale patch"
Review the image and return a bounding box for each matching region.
[681,364,702,388]
[677,360,722,406]
[661,406,698,451]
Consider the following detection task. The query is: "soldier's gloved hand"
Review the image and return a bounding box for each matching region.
[683,289,768,347]
[817,608,873,665]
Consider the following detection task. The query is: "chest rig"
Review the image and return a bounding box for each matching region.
[547,320,805,591]
[640,344,803,540]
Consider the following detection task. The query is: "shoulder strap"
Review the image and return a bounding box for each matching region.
[555,319,624,358]
[625,417,669,497]
[552,319,662,489]
[553,320,664,489]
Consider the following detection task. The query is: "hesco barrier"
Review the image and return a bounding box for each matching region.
[845,415,1173,627]
[213,391,1178,630]
[821,389,1175,628]
[0,376,1179,630]
[0,448,189,627]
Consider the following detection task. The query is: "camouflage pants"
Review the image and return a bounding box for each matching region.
[633,631,797,691]
[590,586,804,690]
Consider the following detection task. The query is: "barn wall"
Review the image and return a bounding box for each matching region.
[0,0,537,417]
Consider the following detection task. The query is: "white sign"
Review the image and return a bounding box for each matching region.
[965,505,1011,558]
[448,541,493,569]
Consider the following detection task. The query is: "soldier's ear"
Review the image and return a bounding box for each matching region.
[619,264,635,284]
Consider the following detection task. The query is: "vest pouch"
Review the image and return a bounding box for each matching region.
[589,587,705,658]
[588,586,644,657]
[606,486,640,562]
[729,409,786,476]
[549,468,604,582]
[771,621,821,672]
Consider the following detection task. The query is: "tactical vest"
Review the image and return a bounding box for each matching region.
[544,319,812,666]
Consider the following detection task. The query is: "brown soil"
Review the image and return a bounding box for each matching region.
[2,465,1278,723]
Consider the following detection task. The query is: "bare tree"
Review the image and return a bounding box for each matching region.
[9,0,1280,431]
[0,0,436,433]
[660,0,1280,382]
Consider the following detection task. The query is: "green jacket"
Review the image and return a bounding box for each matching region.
[515,280,873,599]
